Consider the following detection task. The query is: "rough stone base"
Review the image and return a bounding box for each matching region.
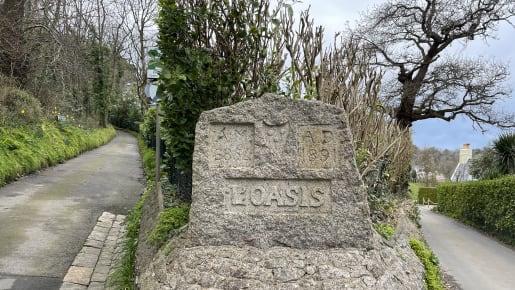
[138,236,424,290]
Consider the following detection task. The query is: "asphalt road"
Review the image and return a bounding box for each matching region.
[0,131,144,290]
[420,205,515,290]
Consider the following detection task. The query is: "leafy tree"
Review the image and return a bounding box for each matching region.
[156,0,285,201]
[355,0,515,129]
[470,147,500,180]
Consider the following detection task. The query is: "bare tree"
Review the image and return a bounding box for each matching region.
[279,9,413,194]
[355,0,515,129]
[123,0,158,111]
[418,147,438,186]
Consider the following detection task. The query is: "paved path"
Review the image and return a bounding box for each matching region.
[60,212,126,290]
[0,131,144,290]
[419,206,515,290]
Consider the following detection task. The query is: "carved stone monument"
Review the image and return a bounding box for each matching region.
[187,94,375,249]
[138,95,425,289]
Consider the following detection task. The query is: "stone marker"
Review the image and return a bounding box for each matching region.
[137,94,425,289]
[187,94,375,249]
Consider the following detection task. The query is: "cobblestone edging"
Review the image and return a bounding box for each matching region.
[60,212,126,290]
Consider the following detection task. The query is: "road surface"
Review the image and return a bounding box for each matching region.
[420,205,515,290]
[0,131,144,290]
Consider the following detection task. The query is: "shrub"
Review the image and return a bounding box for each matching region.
[139,107,157,149]
[0,73,18,87]
[0,87,42,126]
[493,132,515,175]
[418,187,437,204]
[438,175,515,245]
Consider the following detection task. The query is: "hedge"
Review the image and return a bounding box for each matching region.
[437,175,515,245]
[418,187,438,204]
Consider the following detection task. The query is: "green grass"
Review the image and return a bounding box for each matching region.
[409,238,444,290]
[0,122,115,186]
[108,183,150,290]
[409,183,423,200]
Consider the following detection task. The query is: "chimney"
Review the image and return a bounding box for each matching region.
[459,143,472,164]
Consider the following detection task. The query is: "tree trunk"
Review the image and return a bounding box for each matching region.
[396,80,418,129]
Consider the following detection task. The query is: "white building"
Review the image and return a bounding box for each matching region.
[450,144,474,182]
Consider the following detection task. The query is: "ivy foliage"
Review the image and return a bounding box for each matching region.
[156,0,285,200]
[89,43,112,127]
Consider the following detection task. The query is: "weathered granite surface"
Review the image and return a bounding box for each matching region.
[187,94,375,249]
[138,234,424,289]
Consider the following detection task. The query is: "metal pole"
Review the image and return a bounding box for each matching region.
[155,102,164,210]
[155,102,161,182]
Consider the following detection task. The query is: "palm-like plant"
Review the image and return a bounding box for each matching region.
[493,132,515,175]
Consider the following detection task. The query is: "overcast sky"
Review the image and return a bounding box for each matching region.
[294,0,515,150]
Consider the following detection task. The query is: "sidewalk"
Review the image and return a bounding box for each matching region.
[60,212,126,290]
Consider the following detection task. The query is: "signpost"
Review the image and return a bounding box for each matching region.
[145,47,164,210]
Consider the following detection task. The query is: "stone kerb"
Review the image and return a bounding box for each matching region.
[187,94,376,249]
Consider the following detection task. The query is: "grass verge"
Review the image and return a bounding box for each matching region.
[108,183,151,289]
[108,133,154,290]
[0,122,115,186]
[409,238,444,290]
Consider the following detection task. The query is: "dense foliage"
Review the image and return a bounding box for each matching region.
[156,0,284,200]
[0,86,42,126]
[437,175,515,245]
[470,132,515,180]
[0,122,115,186]
[109,90,143,132]
[139,107,157,149]
[469,147,501,180]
